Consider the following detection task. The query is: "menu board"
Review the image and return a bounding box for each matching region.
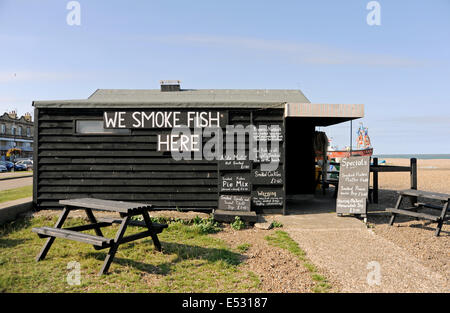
[252,168,284,185]
[252,189,284,207]
[252,125,283,141]
[218,195,251,211]
[219,173,251,192]
[336,156,370,215]
[218,160,251,171]
[253,149,282,163]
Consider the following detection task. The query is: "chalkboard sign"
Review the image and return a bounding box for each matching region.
[253,149,282,163]
[252,125,283,141]
[252,168,284,185]
[218,195,251,211]
[336,156,370,215]
[218,160,251,171]
[219,173,251,192]
[252,189,284,207]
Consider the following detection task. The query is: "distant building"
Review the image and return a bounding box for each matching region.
[0,111,34,160]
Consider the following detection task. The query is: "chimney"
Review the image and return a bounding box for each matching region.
[24,112,32,122]
[160,80,181,92]
[8,110,17,119]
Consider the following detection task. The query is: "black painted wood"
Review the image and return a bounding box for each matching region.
[35,108,285,210]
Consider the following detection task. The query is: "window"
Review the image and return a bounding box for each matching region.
[11,127,16,136]
[27,127,31,137]
[18,127,22,136]
[0,124,5,134]
[75,120,130,134]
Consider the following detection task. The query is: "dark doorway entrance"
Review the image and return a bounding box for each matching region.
[285,117,316,197]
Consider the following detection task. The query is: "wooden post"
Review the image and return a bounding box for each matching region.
[410,158,417,205]
[373,157,378,204]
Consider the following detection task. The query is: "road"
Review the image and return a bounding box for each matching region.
[0,177,33,191]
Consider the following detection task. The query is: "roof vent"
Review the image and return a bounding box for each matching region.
[160,80,181,92]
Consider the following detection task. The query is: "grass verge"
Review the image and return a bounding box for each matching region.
[265,230,332,293]
[0,185,32,203]
[0,215,260,292]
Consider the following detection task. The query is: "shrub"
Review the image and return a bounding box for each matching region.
[270,220,283,228]
[191,217,221,234]
[230,216,245,230]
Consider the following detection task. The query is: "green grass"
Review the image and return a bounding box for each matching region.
[265,230,332,293]
[270,220,283,229]
[236,243,251,253]
[0,185,32,203]
[0,216,261,292]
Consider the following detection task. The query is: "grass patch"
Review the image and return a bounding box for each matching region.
[236,243,251,253]
[265,230,306,260]
[265,230,332,293]
[270,220,283,229]
[0,215,260,292]
[0,185,32,203]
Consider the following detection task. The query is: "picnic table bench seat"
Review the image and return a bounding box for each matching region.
[32,198,168,275]
[387,189,449,236]
[32,227,113,247]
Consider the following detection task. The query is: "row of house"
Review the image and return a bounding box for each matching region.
[0,111,34,160]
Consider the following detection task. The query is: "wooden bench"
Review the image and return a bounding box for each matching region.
[387,189,449,236]
[32,198,168,275]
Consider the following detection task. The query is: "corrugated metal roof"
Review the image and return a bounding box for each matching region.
[33,89,310,108]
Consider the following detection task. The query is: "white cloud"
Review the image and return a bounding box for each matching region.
[135,34,425,68]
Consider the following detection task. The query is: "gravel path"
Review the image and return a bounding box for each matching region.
[213,227,334,293]
[275,201,449,293]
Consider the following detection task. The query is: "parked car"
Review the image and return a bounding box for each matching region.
[14,163,28,171]
[0,161,13,171]
[0,164,7,172]
[16,160,33,170]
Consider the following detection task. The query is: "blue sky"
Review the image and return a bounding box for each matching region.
[0,0,449,154]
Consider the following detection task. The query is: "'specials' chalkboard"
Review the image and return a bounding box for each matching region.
[252,189,284,207]
[219,173,251,192]
[218,195,251,211]
[336,156,370,215]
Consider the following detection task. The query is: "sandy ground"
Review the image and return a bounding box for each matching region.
[374,158,450,194]
[368,158,449,286]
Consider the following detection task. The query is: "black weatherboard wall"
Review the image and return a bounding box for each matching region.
[33,88,363,213]
[33,106,285,212]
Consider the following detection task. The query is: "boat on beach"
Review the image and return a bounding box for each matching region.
[327,123,373,159]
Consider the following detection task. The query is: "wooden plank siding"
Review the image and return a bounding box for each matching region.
[35,108,285,211]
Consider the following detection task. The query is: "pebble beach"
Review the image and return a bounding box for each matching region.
[375,158,450,194]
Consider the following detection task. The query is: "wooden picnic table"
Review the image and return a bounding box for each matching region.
[387,189,449,236]
[32,198,168,275]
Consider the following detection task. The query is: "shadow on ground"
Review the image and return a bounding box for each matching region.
[85,240,244,275]
[284,188,449,235]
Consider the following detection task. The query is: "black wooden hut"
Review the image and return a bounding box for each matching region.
[32,82,363,215]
